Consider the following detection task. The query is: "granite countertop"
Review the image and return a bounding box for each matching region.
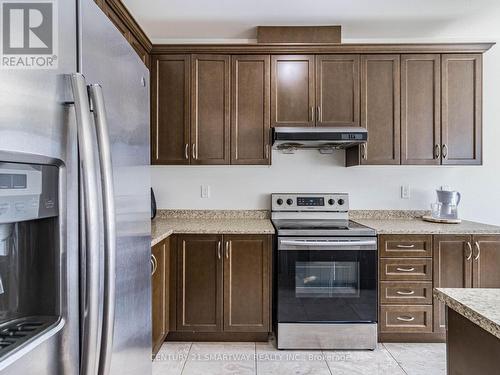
[434,288,500,340]
[151,210,275,246]
[353,218,500,235]
[350,210,500,234]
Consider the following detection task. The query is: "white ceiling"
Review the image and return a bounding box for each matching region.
[121,0,500,43]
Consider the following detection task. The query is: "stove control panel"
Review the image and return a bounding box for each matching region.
[272,193,349,211]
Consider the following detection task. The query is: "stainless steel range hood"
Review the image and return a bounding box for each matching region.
[272,127,368,153]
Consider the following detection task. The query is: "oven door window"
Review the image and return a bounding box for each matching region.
[278,249,377,323]
[296,261,360,298]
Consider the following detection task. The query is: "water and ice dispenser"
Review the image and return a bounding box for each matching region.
[0,162,59,355]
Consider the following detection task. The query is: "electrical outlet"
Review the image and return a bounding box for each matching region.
[201,185,210,198]
[401,185,411,199]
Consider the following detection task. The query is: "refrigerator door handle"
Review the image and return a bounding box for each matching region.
[89,84,117,375]
[70,73,102,375]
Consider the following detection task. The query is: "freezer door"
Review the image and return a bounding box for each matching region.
[79,0,151,375]
[0,0,79,374]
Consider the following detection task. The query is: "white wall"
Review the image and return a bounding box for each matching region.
[152,7,500,225]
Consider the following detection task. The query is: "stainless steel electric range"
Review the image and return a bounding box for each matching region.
[272,193,378,350]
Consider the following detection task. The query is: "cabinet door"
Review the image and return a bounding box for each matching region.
[271,55,315,127]
[316,55,359,127]
[231,55,271,165]
[151,55,190,164]
[191,55,230,165]
[360,55,401,165]
[177,235,223,332]
[433,235,472,333]
[472,235,500,288]
[441,54,482,165]
[401,54,441,165]
[223,235,271,332]
[152,240,166,354]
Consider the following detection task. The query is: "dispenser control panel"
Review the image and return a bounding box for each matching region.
[0,162,58,223]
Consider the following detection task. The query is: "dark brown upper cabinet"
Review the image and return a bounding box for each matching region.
[231,55,271,165]
[271,55,315,127]
[347,55,400,166]
[151,55,191,165]
[401,54,441,165]
[315,55,360,127]
[191,55,231,165]
[441,54,482,165]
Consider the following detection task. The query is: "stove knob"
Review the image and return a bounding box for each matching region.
[337,199,345,206]
[276,198,283,205]
[328,199,335,205]
[286,198,293,205]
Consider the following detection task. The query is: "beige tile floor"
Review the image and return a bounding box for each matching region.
[152,339,446,375]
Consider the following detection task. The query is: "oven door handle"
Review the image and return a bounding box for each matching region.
[279,239,377,247]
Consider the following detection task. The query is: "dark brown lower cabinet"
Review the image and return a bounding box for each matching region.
[171,234,271,340]
[433,235,471,333]
[223,235,271,332]
[471,235,500,288]
[152,238,169,355]
[176,235,223,332]
[447,308,500,375]
[379,234,500,341]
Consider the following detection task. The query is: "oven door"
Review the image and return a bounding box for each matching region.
[277,237,377,323]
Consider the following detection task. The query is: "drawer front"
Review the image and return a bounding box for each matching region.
[380,305,433,333]
[379,235,433,258]
[380,281,433,305]
[380,258,432,281]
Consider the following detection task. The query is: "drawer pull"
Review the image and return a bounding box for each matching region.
[396,316,415,322]
[396,290,415,295]
[396,244,415,248]
[396,267,415,272]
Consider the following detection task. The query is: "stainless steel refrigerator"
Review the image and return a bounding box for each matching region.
[0,0,151,374]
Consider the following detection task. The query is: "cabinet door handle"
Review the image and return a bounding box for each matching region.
[442,144,448,159]
[474,241,481,261]
[217,241,222,259]
[310,107,315,123]
[184,144,189,160]
[361,143,367,160]
[316,106,321,123]
[265,144,270,160]
[396,290,415,296]
[465,242,473,261]
[151,254,158,276]
[225,241,230,259]
[396,244,415,249]
[434,144,441,159]
[396,267,415,272]
[396,316,415,322]
[192,143,197,160]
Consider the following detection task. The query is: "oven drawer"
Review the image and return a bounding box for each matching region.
[380,305,433,333]
[379,281,433,304]
[380,258,432,281]
[379,235,432,258]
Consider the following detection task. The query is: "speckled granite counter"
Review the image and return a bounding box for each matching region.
[350,210,500,234]
[353,218,500,234]
[151,210,275,246]
[434,288,500,340]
